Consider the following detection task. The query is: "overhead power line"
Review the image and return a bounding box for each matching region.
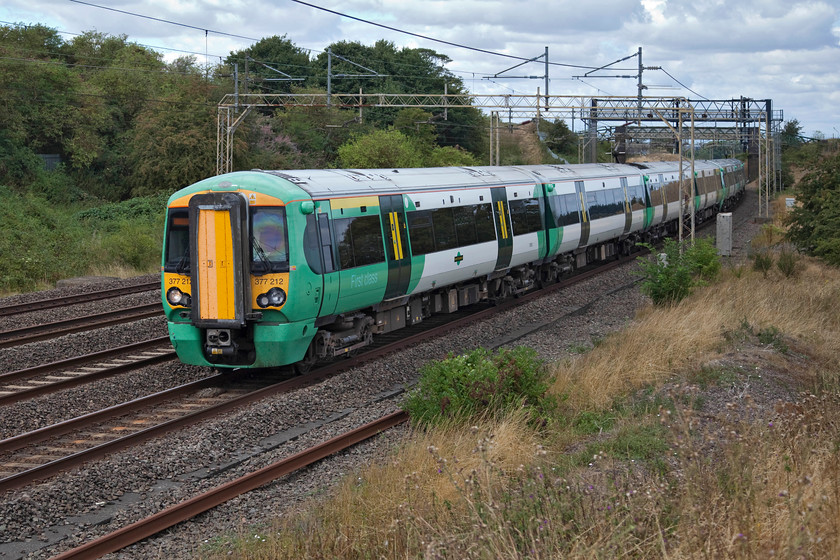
[68,0,263,42]
[289,0,599,70]
[69,0,602,71]
[660,67,708,100]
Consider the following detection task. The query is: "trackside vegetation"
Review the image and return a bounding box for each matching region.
[0,186,166,292]
[200,229,840,559]
[1,23,590,294]
[635,237,721,305]
[403,347,556,428]
[786,143,840,265]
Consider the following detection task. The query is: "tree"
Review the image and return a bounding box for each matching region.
[781,119,803,148]
[786,152,840,266]
[337,127,478,169]
[337,129,422,168]
[225,35,311,93]
[542,118,578,155]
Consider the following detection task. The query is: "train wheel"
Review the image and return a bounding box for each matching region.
[491,279,512,305]
[294,342,318,375]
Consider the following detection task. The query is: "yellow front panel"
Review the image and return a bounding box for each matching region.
[198,209,236,320]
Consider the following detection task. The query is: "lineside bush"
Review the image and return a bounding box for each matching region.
[636,237,721,305]
[403,346,556,428]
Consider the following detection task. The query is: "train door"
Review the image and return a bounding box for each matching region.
[379,194,412,299]
[574,180,590,248]
[718,169,727,210]
[314,207,339,318]
[658,174,668,221]
[620,177,632,235]
[491,187,513,270]
[188,192,249,328]
[538,183,560,257]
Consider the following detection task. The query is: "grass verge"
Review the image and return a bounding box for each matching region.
[200,256,840,559]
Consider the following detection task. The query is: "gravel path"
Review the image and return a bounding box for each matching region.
[0,188,766,560]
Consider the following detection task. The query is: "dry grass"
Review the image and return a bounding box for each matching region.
[205,413,542,559]
[86,263,158,279]
[200,257,840,560]
[550,257,840,413]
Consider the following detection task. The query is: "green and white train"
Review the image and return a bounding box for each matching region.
[162,159,745,370]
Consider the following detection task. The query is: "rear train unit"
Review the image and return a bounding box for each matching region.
[161,159,745,370]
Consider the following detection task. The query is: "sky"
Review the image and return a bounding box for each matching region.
[2,0,839,138]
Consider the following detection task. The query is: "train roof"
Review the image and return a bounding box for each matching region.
[259,160,733,199]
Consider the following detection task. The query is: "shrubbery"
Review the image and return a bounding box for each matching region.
[786,149,840,266]
[0,190,165,293]
[403,347,556,427]
[636,238,721,305]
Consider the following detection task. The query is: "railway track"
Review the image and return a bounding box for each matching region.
[51,411,408,560]
[0,280,159,318]
[0,336,173,406]
[0,251,639,496]
[0,302,161,348]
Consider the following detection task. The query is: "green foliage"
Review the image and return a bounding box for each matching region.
[757,326,788,353]
[425,145,479,167]
[403,347,556,427]
[0,129,42,185]
[752,251,774,276]
[0,189,90,291]
[30,165,89,204]
[337,129,423,168]
[540,118,578,157]
[776,249,799,278]
[780,119,804,149]
[636,238,721,305]
[689,237,722,281]
[786,151,840,266]
[225,35,312,94]
[572,409,616,434]
[265,104,356,169]
[99,221,162,270]
[0,188,167,292]
[75,192,168,229]
[125,82,216,196]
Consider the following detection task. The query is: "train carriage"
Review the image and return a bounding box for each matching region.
[162,159,745,370]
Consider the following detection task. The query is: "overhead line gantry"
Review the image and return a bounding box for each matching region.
[216,92,782,227]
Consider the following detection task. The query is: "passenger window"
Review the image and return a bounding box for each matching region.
[509,198,543,235]
[334,215,385,269]
[432,208,457,251]
[319,213,335,273]
[407,211,434,256]
[474,203,496,242]
[453,206,477,246]
[303,214,322,274]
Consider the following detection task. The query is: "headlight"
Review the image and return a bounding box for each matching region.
[167,287,192,307]
[257,287,286,308]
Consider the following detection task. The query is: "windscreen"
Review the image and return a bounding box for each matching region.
[163,209,190,273]
[251,207,290,273]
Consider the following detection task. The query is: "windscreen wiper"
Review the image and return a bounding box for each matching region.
[252,237,272,273]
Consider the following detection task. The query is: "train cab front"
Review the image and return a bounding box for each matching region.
[162,188,299,368]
